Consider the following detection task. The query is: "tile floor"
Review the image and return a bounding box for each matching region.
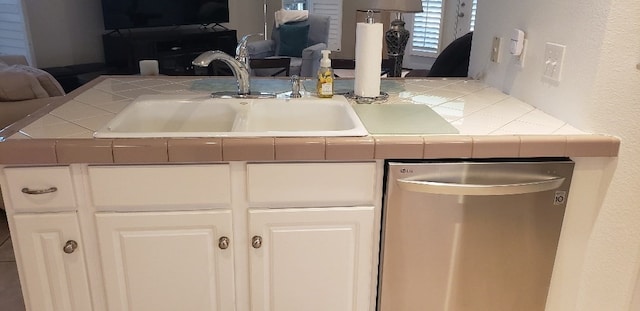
[0,210,25,311]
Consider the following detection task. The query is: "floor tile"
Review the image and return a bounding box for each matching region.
[0,212,8,244]
[0,239,15,262]
[0,262,25,311]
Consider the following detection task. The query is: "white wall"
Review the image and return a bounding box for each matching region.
[22,0,104,67]
[20,0,264,68]
[469,0,640,310]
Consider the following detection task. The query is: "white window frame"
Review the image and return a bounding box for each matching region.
[407,0,445,58]
[0,0,33,64]
[405,0,477,68]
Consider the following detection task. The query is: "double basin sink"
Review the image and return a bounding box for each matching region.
[94,95,368,138]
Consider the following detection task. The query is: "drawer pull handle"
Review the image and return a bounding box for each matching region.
[218,236,230,250]
[21,187,58,195]
[252,236,262,249]
[63,240,78,254]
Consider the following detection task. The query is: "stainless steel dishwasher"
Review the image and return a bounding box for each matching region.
[378,159,574,311]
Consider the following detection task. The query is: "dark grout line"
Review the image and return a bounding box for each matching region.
[0,236,8,248]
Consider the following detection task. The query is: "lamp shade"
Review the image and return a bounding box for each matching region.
[367,0,423,13]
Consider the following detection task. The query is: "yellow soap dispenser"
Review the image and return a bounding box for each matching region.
[316,50,334,98]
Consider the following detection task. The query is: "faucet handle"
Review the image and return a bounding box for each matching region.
[290,75,302,98]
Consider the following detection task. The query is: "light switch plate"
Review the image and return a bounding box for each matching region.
[491,37,502,63]
[543,42,566,82]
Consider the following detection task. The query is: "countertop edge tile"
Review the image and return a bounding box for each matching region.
[374,136,425,159]
[56,139,114,164]
[0,139,58,164]
[0,134,623,165]
[423,135,473,159]
[325,137,375,160]
[222,138,275,161]
[472,135,521,158]
[112,138,169,164]
[519,135,567,158]
[274,137,326,161]
[168,138,223,162]
[566,135,621,157]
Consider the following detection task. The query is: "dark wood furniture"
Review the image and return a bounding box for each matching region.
[250,58,291,77]
[331,58,396,77]
[102,28,237,75]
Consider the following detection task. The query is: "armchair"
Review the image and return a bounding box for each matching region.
[246,14,330,77]
[0,55,65,130]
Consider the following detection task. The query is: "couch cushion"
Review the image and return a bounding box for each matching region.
[0,55,29,66]
[277,24,309,58]
[0,65,65,101]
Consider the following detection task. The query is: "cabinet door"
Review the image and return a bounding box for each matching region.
[12,212,92,311]
[249,206,375,311]
[96,210,234,311]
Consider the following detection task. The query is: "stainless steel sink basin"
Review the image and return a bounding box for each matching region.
[93,95,368,138]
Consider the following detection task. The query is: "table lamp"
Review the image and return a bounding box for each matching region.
[367,0,423,77]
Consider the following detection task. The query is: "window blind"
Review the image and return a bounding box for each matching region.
[411,0,444,55]
[0,0,30,58]
[307,0,342,51]
[470,0,477,31]
[411,0,477,55]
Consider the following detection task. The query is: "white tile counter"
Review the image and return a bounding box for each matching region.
[8,77,585,140]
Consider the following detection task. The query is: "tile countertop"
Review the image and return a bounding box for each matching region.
[0,76,620,165]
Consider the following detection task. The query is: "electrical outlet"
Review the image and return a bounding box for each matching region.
[543,42,566,82]
[491,37,502,63]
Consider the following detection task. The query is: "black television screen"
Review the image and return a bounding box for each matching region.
[101,0,230,30]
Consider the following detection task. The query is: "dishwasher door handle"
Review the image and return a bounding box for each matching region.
[397,176,566,196]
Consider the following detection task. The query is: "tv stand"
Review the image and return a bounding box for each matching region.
[205,23,229,31]
[103,28,237,75]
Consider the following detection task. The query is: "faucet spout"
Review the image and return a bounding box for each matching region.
[192,50,251,95]
[236,33,263,69]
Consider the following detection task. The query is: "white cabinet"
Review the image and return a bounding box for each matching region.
[2,162,381,311]
[3,166,76,212]
[249,207,375,311]
[245,162,379,311]
[87,165,231,211]
[95,210,235,311]
[12,212,92,311]
[2,166,92,311]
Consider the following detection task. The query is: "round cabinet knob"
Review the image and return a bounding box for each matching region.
[218,236,230,250]
[63,240,78,254]
[252,236,262,249]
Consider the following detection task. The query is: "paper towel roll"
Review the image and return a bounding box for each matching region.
[354,22,383,98]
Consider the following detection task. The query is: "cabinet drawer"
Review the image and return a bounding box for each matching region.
[3,167,76,212]
[88,165,231,210]
[247,162,377,206]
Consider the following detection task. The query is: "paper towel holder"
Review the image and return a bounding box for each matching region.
[345,91,389,104]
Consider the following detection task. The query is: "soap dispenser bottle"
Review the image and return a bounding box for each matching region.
[316,50,334,98]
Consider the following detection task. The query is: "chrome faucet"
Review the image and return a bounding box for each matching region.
[192,50,251,96]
